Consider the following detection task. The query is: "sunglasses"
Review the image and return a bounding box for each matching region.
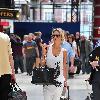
[52,34,61,38]
[52,28,61,34]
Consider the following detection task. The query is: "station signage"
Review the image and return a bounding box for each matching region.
[0,9,19,20]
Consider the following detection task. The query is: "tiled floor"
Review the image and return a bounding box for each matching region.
[16,73,92,100]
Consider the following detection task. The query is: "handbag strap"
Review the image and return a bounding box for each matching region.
[11,82,22,91]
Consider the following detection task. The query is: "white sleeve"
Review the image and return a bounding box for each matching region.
[7,36,13,55]
[72,41,77,48]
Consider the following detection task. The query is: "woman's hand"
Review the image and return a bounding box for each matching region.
[41,57,46,66]
[63,81,67,92]
[64,81,67,87]
[36,57,40,67]
[69,65,75,73]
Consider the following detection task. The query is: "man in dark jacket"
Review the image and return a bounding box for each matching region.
[79,35,92,74]
[89,46,100,100]
[10,34,24,74]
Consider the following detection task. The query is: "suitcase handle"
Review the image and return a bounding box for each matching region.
[67,86,70,100]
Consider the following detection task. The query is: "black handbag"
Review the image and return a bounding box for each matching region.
[31,65,62,86]
[8,82,27,100]
[31,66,55,85]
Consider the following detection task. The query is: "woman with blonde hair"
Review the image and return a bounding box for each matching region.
[42,28,67,100]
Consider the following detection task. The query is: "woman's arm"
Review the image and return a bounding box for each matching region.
[8,37,15,82]
[41,44,48,66]
[63,50,67,87]
[35,47,39,58]
[77,46,80,57]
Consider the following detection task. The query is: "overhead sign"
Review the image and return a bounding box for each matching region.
[0,9,19,20]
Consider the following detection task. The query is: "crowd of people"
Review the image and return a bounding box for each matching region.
[1,27,98,100]
[9,29,93,77]
[9,28,94,100]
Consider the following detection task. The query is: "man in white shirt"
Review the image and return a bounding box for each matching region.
[0,32,15,100]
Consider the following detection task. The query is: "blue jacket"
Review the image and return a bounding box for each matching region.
[61,40,75,64]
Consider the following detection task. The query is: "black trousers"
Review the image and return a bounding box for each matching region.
[14,55,24,73]
[92,72,100,100]
[76,65,81,74]
[0,74,11,100]
[26,56,36,74]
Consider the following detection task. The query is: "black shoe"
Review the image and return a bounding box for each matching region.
[21,71,24,73]
[82,72,85,74]
[15,71,18,74]
[27,73,29,75]
[29,73,32,76]
[69,75,74,79]
[76,72,80,74]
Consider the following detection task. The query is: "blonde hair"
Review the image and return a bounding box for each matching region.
[52,28,64,42]
[24,35,28,38]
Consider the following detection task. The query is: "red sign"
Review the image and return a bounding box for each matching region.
[0,22,9,26]
[93,28,100,38]
[0,25,3,32]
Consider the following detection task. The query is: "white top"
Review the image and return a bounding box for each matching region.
[46,44,65,85]
[0,32,12,77]
[72,41,77,55]
[72,41,77,48]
